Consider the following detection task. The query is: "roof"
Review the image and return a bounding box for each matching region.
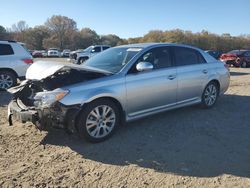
[0,40,16,43]
[117,42,200,50]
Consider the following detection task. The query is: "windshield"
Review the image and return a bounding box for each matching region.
[83,46,93,52]
[84,47,142,73]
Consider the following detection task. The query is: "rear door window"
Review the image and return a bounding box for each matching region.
[174,47,205,66]
[0,44,14,55]
[102,46,110,51]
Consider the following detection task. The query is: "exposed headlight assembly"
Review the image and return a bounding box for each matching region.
[34,89,69,108]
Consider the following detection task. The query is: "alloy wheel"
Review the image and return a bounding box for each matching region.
[204,84,217,106]
[0,74,13,89]
[86,105,116,138]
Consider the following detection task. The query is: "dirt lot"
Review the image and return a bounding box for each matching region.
[0,62,250,187]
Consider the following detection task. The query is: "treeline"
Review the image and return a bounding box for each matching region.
[1,15,250,52]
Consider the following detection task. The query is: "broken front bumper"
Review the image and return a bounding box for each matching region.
[8,99,81,132]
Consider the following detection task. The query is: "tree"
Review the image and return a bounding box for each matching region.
[100,34,124,46]
[76,28,99,49]
[0,25,8,40]
[9,21,29,42]
[24,26,50,49]
[143,30,165,42]
[11,21,29,32]
[45,15,77,49]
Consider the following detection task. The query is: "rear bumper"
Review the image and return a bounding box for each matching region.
[8,99,81,132]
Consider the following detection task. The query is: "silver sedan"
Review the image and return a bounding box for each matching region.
[8,43,230,142]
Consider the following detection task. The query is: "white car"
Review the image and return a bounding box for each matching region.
[75,45,110,64]
[0,40,33,89]
[47,48,60,57]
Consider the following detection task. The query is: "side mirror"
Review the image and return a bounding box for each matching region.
[136,62,154,72]
[91,49,95,53]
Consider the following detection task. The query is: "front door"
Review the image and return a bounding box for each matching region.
[125,46,177,117]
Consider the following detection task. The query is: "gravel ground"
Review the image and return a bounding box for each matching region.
[0,63,250,187]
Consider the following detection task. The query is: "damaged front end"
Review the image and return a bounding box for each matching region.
[7,62,108,132]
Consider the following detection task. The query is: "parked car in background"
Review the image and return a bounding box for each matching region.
[205,50,222,60]
[41,50,47,57]
[69,49,84,60]
[220,50,250,67]
[32,50,43,58]
[47,48,60,57]
[28,50,34,55]
[0,40,33,89]
[7,43,230,142]
[62,49,71,57]
[75,45,110,64]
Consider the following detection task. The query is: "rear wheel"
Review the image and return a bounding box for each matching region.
[201,82,219,108]
[76,99,120,142]
[0,71,17,90]
[241,61,247,68]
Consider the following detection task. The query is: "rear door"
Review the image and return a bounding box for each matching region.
[173,47,208,104]
[125,46,177,117]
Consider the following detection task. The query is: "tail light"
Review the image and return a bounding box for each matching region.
[22,59,33,64]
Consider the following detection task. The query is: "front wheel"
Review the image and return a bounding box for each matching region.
[78,57,88,64]
[76,99,120,142]
[0,71,17,90]
[201,82,219,108]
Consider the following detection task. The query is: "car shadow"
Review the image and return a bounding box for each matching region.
[0,91,12,107]
[230,71,250,76]
[40,94,250,178]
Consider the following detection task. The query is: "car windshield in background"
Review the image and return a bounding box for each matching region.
[227,50,246,55]
[84,47,142,73]
[83,46,93,52]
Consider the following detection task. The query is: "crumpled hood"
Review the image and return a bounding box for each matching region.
[26,61,111,80]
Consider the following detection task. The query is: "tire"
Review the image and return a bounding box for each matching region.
[76,99,120,142]
[0,71,17,90]
[241,61,247,68]
[78,57,88,64]
[233,58,241,67]
[201,81,219,108]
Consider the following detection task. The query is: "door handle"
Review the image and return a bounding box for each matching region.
[202,69,208,74]
[168,75,176,80]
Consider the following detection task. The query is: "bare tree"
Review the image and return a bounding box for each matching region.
[9,21,29,42]
[45,15,77,49]
[11,21,29,32]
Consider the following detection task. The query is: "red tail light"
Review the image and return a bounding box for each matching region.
[22,59,33,64]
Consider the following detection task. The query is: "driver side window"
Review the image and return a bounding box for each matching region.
[128,46,172,74]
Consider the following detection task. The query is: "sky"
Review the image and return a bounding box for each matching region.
[1,0,250,39]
